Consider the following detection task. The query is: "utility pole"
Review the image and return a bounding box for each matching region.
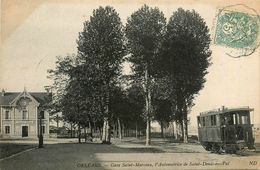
[38,110,44,148]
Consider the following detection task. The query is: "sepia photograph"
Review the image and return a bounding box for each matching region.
[0,0,259,169]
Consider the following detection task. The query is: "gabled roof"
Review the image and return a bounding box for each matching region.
[0,92,19,105]
[31,92,50,105]
[0,92,50,106]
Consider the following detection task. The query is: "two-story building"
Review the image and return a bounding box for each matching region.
[0,89,50,138]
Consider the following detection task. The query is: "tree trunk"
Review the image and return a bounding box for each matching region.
[117,118,122,140]
[180,120,184,142]
[171,121,175,139]
[89,121,93,137]
[102,118,111,144]
[93,120,96,136]
[144,66,151,146]
[183,105,188,143]
[56,115,59,129]
[70,123,73,138]
[78,124,81,143]
[84,127,87,143]
[175,121,179,140]
[122,124,125,138]
[114,122,117,138]
[160,121,164,138]
[135,121,138,138]
[146,120,151,145]
[112,123,116,139]
[99,127,102,140]
[102,119,107,141]
[176,122,183,141]
[102,81,111,144]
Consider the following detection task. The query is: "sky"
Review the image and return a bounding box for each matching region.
[1,0,259,127]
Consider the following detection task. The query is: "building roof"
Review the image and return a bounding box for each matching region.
[0,92,50,106]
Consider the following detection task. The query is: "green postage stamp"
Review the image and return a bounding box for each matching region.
[214,4,260,57]
[215,11,258,48]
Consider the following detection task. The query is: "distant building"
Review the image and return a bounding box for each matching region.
[0,89,50,138]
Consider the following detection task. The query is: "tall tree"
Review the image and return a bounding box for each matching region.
[125,5,166,146]
[152,77,175,138]
[126,83,146,138]
[77,6,125,144]
[48,55,96,143]
[153,98,173,138]
[160,8,211,143]
[47,55,76,114]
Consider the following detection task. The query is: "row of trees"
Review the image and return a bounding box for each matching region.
[47,5,211,145]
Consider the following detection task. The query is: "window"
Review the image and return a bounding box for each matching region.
[210,115,217,126]
[5,126,10,134]
[5,110,10,119]
[41,126,45,134]
[241,115,248,124]
[237,112,249,125]
[22,110,28,119]
[40,111,45,119]
[216,115,220,125]
[228,114,234,125]
[201,117,206,127]
[198,117,201,127]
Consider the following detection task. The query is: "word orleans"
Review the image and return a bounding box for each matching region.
[76,162,154,168]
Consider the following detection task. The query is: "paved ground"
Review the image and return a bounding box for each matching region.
[0,138,79,144]
[0,143,37,159]
[0,138,259,170]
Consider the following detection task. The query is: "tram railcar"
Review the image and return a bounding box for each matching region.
[197,106,255,153]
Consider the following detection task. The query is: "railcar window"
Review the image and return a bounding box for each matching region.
[201,117,206,127]
[237,112,249,124]
[233,114,236,124]
[198,117,201,127]
[216,115,220,125]
[210,115,217,126]
[224,114,234,125]
[241,115,248,124]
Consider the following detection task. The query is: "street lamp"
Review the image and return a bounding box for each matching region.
[38,110,44,148]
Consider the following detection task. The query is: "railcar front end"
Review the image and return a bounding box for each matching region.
[197,107,255,153]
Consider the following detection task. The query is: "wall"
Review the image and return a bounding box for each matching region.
[1,99,49,138]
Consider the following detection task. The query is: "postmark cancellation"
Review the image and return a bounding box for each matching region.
[214,4,260,58]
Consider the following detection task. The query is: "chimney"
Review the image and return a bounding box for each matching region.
[221,106,225,111]
[1,89,5,96]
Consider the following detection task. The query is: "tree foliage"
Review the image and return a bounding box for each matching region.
[47,6,212,145]
[125,4,166,145]
[125,5,166,76]
[77,6,125,143]
[159,8,212,142]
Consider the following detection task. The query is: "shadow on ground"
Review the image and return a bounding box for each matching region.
[1,139,260,170]
[0,143,37,159]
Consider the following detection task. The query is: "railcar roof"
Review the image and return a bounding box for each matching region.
[198,107,254,117]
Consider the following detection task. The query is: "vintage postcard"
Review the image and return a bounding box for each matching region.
[0,0,259,170]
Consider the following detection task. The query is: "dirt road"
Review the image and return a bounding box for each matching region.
[0,138,259,170]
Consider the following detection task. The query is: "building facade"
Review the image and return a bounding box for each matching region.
[0,89,50,138]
